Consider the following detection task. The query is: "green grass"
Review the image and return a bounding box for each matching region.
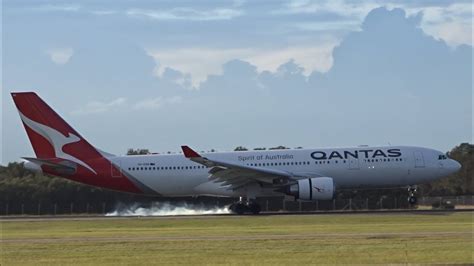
[1,212,473,265]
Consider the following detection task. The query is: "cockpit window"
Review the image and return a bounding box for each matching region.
[438,154,447,160]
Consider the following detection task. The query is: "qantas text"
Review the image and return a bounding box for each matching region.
[310,149,402,160]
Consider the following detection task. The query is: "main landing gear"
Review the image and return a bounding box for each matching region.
[407,185,418,205]
[229,198,261,215]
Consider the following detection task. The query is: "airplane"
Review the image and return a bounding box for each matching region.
[12,92,462,214]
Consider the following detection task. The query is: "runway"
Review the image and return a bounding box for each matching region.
[2,231,467,244]
[1,208,472,222]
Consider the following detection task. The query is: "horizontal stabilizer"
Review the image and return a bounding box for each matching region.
[22,157,76,171]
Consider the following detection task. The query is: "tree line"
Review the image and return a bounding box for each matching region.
[0,143,471,207]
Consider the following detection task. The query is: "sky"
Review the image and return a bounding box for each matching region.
[1,0,473,164]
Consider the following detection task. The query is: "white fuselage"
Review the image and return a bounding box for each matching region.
[112,145,460,198]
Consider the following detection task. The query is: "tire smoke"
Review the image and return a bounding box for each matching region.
[105,201,230,216]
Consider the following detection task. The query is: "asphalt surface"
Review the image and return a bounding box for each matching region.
[2,231,467,244]
[0,208,472,222]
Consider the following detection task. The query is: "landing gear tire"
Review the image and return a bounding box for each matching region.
[229,201,261,215]
[229,202,246,215]
[248,202,261,215]
[408,196,417,205]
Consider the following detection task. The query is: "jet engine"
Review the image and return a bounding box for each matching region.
[284,177,335,201]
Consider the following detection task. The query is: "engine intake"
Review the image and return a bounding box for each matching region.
[286,177,335,201]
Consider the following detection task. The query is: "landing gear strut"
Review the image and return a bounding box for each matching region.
[407,186,418,205]
[229,199,261,215]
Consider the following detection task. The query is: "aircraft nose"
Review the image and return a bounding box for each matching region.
[451,159,461,172]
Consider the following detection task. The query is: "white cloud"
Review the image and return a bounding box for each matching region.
[276,1,473,47]
[33,4,81,12]
[71,98,127,115]
[245,44,338,75]
[47,48,74,65]
[147,42,338,88]
[429,22,473,47]
[293,20,360,32]
[274,0,378,20]
[147,48,252,87]
[232,0,246,8]
[72,96,182,115]
[126,8,243,21]
[133,96,182,110]
[25,4,241,21]
[90,10,117,16]
[403,3,473,46]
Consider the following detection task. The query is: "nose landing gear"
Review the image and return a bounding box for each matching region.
[407,186,418,205]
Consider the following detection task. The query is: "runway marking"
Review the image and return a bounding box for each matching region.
[1,231,469,244]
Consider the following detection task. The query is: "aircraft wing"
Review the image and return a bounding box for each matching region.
[181,146,293,190]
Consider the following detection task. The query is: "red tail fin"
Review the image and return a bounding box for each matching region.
[11,92,104,173]
[12,92,146,194]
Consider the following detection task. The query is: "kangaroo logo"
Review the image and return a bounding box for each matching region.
[19,112,97,174]
[313,186,324,193]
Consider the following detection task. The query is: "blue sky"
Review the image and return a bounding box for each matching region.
[1,0,472,164]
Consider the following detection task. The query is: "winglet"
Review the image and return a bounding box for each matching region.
[181,146,201,158]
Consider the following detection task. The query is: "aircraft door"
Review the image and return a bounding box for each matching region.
[111,158,123,178]
[413,151,425,168]
[348,158,360,170]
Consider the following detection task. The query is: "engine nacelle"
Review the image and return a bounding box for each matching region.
[287,177,335,201]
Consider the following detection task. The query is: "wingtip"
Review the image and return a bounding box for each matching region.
[181,145,201,158]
